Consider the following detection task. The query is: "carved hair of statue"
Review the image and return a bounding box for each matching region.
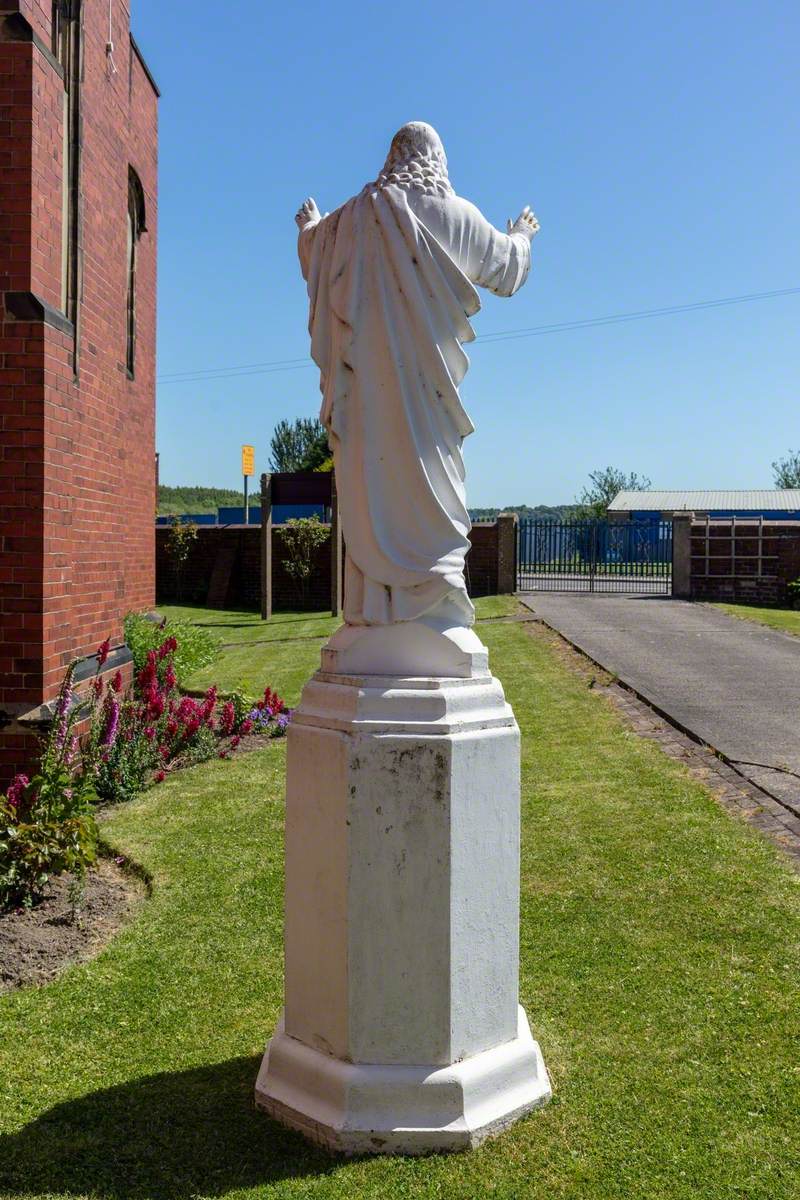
[372,121,455,198]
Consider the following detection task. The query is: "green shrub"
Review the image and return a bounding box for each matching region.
[124,612,219,685]
[0,802,97,911]
[276,514,330,606]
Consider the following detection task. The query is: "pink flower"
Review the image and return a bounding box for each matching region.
[144,726,155,741]
[55,665,76,749]
[96,638,111,668]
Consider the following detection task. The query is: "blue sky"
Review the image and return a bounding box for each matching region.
[136,0,799,507]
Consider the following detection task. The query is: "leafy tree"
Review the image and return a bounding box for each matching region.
[577,467,652,519]
[772,450,800,489]
[269,418,329,472]
[166,516,198,601]
[276,514,330,606]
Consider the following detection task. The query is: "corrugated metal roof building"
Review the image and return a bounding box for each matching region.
[609,490,800,520]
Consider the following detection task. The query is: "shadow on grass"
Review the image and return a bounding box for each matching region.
[0,1055,338,1198]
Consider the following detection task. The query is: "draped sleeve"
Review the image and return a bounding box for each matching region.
[408,193,530,297]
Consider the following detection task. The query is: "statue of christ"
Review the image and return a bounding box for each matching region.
[296,121,539,630]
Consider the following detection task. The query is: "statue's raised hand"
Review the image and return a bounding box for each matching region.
[507,206,540,241]
[296,197,323,231]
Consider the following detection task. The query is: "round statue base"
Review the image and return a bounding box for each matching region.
[256,1005,550,1156]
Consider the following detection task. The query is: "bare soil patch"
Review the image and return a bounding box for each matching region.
[0,857,146,992]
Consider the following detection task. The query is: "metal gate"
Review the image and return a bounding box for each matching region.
[517,518,672,594]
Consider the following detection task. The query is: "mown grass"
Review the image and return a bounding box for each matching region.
[712,601,800,637]
[1,605,799,1199]
[158,597,518,704]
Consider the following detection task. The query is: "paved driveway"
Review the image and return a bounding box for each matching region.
[519,593,800,816]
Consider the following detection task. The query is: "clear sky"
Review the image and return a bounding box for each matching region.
[135,0,799,507]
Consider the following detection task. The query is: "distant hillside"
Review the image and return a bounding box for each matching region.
[158,486,249,515]
[159,487,576,522]
[469,504,579,522]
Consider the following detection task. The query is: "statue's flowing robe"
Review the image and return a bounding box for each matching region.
[299,184,530,626]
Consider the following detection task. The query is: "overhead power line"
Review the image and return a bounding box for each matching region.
[157,286,800,386]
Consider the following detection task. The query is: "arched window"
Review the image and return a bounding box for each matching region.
[126,169,146,376]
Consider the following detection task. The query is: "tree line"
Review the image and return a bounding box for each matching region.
[160,414,800,518]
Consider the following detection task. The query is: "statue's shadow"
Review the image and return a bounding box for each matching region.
[0,1055,338,1199]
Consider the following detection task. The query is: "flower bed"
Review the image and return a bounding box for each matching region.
[0,623,291,911]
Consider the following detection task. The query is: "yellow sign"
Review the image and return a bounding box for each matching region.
[241,445,255,477]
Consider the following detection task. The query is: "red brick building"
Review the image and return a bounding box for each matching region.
[0,0,158,783]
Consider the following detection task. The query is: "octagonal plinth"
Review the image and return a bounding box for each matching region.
[256,651,551,1153]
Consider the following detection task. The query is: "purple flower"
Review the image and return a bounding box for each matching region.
[276,713,290,731]
[102,698,120,747]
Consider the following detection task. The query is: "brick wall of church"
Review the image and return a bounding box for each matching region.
[0,0,158,783]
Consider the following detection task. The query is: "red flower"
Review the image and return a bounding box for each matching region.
[111,670,123,693]
[177,696,200,722]
[164,663,177,691]
[166,717,178,738]
[240,718,253,736]
[159,744,170,761]
[231,734,241,749]
[261,686,285,716]
[144,726,155,740]
[218,750,229,759]
[155,770,166,783]
[220,701,235,736]
[200,685,218,723]
[96,638,111,668]
[92,677,104,699]
[158,636,178,661]
[6,773,29,809]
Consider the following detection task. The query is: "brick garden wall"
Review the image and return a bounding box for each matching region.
[0,1,158,783]
[688,520,800,605]
[156,519,515,612]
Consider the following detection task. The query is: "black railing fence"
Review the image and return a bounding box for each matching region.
[517,519,672,594]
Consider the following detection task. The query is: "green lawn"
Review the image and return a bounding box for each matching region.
[159,597,518,704]
[712,601,800,637]
[2,604,800,1199]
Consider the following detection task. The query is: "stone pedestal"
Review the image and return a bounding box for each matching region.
[255,626,551,1154]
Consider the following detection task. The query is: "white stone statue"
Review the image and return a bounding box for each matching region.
[256,123,551,1155]
[296,121,539,633]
